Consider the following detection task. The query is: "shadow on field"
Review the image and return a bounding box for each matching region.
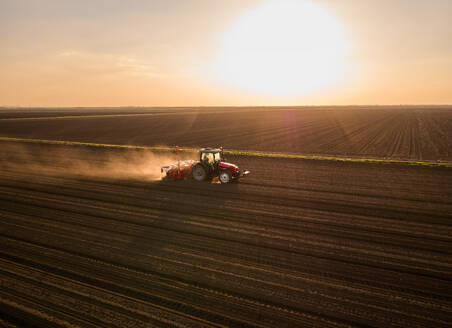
[141,172,239,219]
[152,176,241,219]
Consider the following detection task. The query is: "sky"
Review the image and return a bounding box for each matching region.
[1,0,451,106]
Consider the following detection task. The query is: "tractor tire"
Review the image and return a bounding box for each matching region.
[219,171,232,184]
[192,164,207,181]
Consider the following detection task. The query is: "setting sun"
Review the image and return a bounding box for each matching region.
[212,0,351,96]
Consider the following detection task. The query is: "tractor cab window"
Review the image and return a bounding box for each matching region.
[201,152,215,164]
[213,152,222,162]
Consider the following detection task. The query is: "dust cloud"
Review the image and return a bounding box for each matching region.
[0,143,194,182]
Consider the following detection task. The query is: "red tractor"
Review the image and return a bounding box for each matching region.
[161,148,249,184]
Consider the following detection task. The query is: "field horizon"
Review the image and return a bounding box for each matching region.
[2,104,452,110]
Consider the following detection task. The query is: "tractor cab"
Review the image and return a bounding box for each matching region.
[200,148,223,169]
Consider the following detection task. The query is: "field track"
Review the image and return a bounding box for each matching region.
[0,141,451,327]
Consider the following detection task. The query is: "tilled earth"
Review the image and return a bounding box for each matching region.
[1,106,451,161]
[0,145,451,327]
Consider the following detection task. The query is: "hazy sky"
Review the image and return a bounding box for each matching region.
[1,0,451,106]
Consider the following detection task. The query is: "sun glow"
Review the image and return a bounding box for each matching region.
[213,0,351,96]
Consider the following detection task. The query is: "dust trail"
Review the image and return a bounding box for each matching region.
[0,143,194,181]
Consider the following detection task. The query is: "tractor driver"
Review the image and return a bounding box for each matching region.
[201,152,215,165]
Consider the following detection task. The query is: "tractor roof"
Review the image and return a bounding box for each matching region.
[200,148,222,153]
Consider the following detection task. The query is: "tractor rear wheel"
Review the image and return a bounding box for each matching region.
[219,171,232,184]
[192,164,207,181]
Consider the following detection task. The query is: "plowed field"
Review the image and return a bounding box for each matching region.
[1,106,451,161]
[1,141,451,327]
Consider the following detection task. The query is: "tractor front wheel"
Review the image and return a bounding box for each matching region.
[192,164,207,181]
[219,171,232,184]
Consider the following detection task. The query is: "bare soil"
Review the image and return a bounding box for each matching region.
[1,106,451,161]
[0,142,451,327]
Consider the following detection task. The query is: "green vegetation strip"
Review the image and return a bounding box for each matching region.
[1,136,451,168]
[230,150,452,168]
[0,137,175,152]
